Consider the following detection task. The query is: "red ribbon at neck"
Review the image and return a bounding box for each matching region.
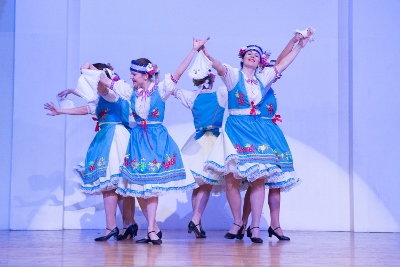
[272,114,282,124]
[92,117,100,132]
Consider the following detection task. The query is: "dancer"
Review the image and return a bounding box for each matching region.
[241,32,312,241]
[172,52,227,238]
[45,63,138,241]
[81,37,209,245]
[203,34,310,243]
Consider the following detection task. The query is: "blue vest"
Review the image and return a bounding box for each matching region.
[130,86,165,123]
[258,88,277,119]
[192,92,225,139]
[96,96,130,128]
[228,71,264,110]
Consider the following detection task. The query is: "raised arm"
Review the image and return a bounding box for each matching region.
[80,63,111,96]
[201,46,225,76]
[44,102,89,116]
[274,36,310,74]
[275,34,301,66]
[171,37,210,81]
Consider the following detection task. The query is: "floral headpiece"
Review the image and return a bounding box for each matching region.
[103,63,119,81]
[105,63,114,71]
[238,45,271,69]
[193,71,215,90]
[130,60,160,76]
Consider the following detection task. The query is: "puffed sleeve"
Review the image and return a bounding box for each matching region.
[173,88,201,109]
[110,79,133,100]
[158,74,177,101]
[257,67,277,90]
[220,64,239,91]
[86,97,99,115]
[216,86,228,108]
[102,89,119,102]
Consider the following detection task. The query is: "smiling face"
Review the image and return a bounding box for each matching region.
[130,71,148,88]
[242,50,261,70]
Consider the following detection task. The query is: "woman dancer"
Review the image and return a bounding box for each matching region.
[81,37,209,245]
[45,63,138,241]
[203,35,309,243]
[173,66,227,238]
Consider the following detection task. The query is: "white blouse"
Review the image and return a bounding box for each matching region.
[220,64,277,105]
[173,86,228,109]
[103,74,176,120]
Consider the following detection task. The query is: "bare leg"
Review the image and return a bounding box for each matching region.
[269,188,284,236]
[137,197,160,234]
[121,197,136,229]
[145,197,160,240]
[102,190,119,235]
[225,173,243,234]
[249,178,265,238]
[191,184,212,231]
[241,186,252,234]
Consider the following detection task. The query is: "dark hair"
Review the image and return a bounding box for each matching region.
[93,63,111,79]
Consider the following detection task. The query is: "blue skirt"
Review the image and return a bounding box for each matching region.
[204,115,300,192]
[117,124,197,198]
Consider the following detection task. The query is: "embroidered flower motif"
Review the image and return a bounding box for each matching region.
[235,90,245,106]
[148,159,161,171]
[99,108,108,119]
[151,108,160,118]
[235,143,255,154]
[97,157,106,167]
[88,160,96,171]
[258,144,269,153]
[162,153,177,170]
[267,103,274,115]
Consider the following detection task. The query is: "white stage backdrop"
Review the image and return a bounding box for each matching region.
[3,0,399,232]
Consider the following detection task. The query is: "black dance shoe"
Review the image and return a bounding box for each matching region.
[148,231,162,245]
[117,223,138,240]
[94,227,119,241]
[224,223,244,239]
[136,230,162,243]
[247,226,263,243]
[268,226,290,241]
[200,225,206,236]
[188,221,206,238]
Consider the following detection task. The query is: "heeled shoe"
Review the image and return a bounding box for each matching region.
[247,226,263,243]
[148,231,162,245]
[224,223,244,239]
[117,223,138,240]
[188,221,206,238]
[199,225,206,236]
[268,226,290,241]
[94,227,119,241]
[236,224,246,240]
[136,230,162,243]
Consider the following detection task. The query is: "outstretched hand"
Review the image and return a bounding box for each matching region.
[44,102,60,116]
[193,37,210,52]
[57,89,75,98]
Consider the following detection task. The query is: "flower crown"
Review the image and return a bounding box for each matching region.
[145,63,159,76]
[192,72,215,88]
[130,60,160,76]
[105,63,114,71]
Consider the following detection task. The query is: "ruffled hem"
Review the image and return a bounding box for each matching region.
[79,175,121,195]
[116,181,198,199]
